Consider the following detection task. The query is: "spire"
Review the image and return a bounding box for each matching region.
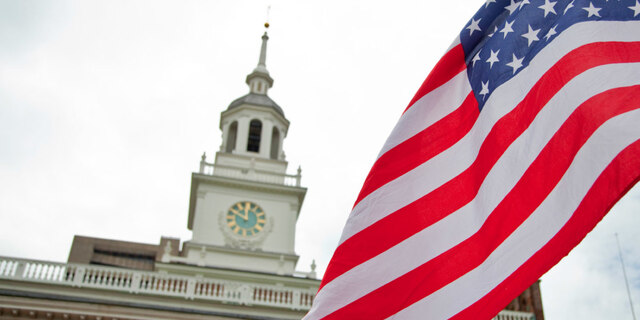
[259,6,271,70]
[246,22,274,95]
[256,31,268,71]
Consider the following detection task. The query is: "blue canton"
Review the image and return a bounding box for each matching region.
[461,0,640,110]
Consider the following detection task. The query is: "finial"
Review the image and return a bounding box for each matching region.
[264,6,271,29]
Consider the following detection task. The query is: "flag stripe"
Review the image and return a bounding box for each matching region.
[320,86,640,319]
[452,139,640,320]
[337,21,640,247]
[355,91,478,206]
[405,43,467,112]
[320,41,640,293]
[392,108,640,319]
[375,70,472,161]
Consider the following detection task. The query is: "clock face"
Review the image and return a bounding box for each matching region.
[226,201,266,237]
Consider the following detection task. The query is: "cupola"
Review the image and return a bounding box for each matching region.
[218,24,290,164]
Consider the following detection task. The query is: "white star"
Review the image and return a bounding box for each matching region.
[486,49,500,69]
[472,51,482,66]
[479,81,490,100]
[519,0,530,9]
[467,18,482,35]
[521,25,540,46]
[564,1,575,14]
[505,0,521,15]
[539,0,557,17]
[500,20,515,39]
[488,25,499,37]
[506,54,524,74]
[544,25,558,40]
[630,1,640,17]
[583,2,602,17]
[485,0,497,8]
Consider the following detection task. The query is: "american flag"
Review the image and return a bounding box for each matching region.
[306,0,640,319]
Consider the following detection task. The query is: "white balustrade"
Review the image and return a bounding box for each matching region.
[0,256,315,311]
[0,257,535,317]
[199,158,302,187]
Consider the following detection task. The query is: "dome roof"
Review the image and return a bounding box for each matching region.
[227,93,285,117]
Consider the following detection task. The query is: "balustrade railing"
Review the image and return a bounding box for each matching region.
[0,257,535,318]
[0,257,315,311]
[199,154,302,187]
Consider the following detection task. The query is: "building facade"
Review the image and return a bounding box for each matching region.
[0,26,542,320]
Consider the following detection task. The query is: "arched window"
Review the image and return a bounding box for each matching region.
[270,127,280,159]
[226,121,238,153]
[247,120,262,152]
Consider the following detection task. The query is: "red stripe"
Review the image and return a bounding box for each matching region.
[452,136,640,320]
[354,92,479,206]
[323,84,640,319]
[405,44,467,113]
[319,41,640,292]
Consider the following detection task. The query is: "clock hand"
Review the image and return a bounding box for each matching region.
[230,208,245,220]
[243,203,250,221]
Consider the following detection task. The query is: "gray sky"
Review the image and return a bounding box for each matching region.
[1,1,638,319]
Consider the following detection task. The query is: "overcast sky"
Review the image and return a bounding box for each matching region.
[1,1,639,319]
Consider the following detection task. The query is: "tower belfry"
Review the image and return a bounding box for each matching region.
[219,23,288,163]
[181,25,307,276]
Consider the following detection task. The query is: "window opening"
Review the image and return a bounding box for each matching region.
[247,120,262,152]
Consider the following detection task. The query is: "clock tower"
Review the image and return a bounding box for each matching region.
[183,25,307,276]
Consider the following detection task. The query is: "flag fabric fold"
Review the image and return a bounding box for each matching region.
[306,0,640,319]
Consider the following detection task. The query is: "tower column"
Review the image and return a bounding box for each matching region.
[261,120,274,159]
[236,117,249,153]
[221,121,230,152]
[278,128,285,160]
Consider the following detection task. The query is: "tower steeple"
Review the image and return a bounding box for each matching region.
[185,21,307,277]
[246,24,274,95]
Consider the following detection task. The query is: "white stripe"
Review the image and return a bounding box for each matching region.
[378,36,464,158]
[339,20,640,246]
[377,70,470,158]
[306,63,640,320]
[391,109,640,319]
[447,36,461,53]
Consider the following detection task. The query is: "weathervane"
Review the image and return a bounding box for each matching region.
[265,5,271,29]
